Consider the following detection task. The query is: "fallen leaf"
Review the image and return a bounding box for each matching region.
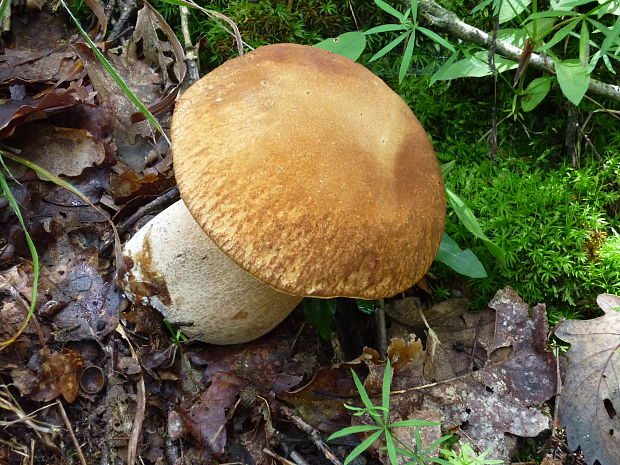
[183,371,247,456]
[30,348,84,403]
[555,293,620,465]
[15,125,105,177]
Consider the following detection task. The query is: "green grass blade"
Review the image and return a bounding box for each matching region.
[343,429,383,465]
[328,425,382,441]
[60,0,169,144]
[0,160,39,348]
[382,359,392,423]
[388,420,442,428]
[370,32,409,61]
[350,368,382,424]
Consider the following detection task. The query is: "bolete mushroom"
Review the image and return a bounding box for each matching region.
[122,43,445,345]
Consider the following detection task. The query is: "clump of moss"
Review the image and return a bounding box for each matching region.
[434,155,619,316]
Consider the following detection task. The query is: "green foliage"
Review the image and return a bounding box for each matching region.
[154,0,364,69]
[303,298,337,340]
[328,360,453,465]
[440,443,503,465]
[438,155,620,312]
[329,360,502,465]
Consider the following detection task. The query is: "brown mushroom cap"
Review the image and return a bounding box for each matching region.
[172,43,445,299]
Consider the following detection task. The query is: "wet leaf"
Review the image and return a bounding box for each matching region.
[30,349,84,403]
[184,371,247,456]
[555,294,620,465]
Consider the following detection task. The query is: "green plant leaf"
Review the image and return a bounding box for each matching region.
[370,32,409,62]
[430,51,518,81]
[435,233,488,278]
[579,20,590,67]
[537,20,579,51]
[388,419,443,428]
[417,26,456,51]
[349,368,382,423]
[366,24,408,34]
[385,431,398,465]
[303,298,336,340]
[0,0,9,21]
[500,0,531,23]
[328,425,382,440]
[382,360,392,423]
[446,188,506,263]
[343,429,384,465]
[521,76,554,111]
[375,0,405,21]
[356,299,376,314]
[441,160,456,177]
[399,32,416,82]
[315,31,367,61]
[554,58,590,105]
[472,0,495,14]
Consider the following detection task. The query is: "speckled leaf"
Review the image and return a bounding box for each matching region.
[555,294,620,465]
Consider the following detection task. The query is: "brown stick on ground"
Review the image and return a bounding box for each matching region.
[56,401,87,465]
[280,406,343,465]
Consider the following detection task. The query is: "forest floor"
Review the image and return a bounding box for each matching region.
[0,3,608,465]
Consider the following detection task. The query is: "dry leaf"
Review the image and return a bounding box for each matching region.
[555,293,620,465]
[30,349,84,403]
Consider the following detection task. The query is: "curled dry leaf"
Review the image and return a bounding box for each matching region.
[555,293,620,465]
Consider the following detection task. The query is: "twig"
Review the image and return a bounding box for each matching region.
[552,346,562,435]
[418,0,620,102]
[263,448,297,465]
[179,6,200,84]
[99,186,179,254]
[280,406,343,465]
[56,401,87,465]
[116,325,146,465]
[375,299,387,359]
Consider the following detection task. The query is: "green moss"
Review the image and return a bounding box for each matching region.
[434,155,619,314]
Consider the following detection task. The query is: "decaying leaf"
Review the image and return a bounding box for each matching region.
[29,348,84,403]
[15,125,105,177]
[287,287,556,463]
[183,371,248,456]
[555,293,620,465]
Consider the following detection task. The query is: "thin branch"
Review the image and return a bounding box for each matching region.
[418,0,620,102]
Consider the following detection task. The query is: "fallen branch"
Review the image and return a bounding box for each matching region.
[418,0,620,102]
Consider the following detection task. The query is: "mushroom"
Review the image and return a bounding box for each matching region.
[122,43,445,345]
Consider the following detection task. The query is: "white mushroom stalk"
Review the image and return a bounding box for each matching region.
[122,200,303,344]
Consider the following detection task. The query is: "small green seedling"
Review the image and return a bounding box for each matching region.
[329,359,503,465]
[328,360,452,465]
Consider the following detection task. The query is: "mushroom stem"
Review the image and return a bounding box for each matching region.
[122,200,303,344]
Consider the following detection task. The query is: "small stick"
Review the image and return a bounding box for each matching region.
[117,325,146,465]
[179,6,200,84]
[280,406,342,465]
[375,299,387,359]
[99,186,179,253]
[56,401,87,465]
[263,448,297,465]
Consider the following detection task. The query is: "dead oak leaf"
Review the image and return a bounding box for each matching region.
[555,293,620,465]
[30,349,84,403]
